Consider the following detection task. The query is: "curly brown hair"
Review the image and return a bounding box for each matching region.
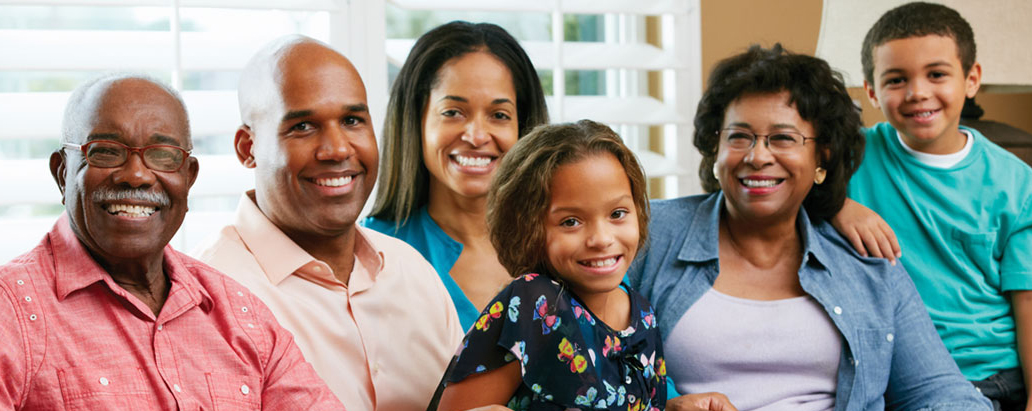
[487,120,649,277]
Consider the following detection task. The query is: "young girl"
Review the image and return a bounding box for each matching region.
[434,120,666,411]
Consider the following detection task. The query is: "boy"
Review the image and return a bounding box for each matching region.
[842,2,1032,409]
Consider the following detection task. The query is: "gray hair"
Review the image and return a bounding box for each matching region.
[61,73,190,145]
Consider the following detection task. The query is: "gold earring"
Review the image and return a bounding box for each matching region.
[814,167,827,184]
[713,163,720,181]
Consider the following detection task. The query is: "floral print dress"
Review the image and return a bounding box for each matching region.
[442,273,666,411]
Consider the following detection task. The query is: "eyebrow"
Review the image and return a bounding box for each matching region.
[85,133,182,146]
[438,95,514,106]
[726,122,802,131]
[549,194,634,215]
[282,103,370,123]
[879,61,954,79]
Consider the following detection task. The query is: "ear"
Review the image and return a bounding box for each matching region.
[184,156,200,189]
[234,125,257,168]
[965,62,983,98]
[49,149,67,204]
[863,80,881,109]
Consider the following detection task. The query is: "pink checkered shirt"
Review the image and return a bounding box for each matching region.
[0,215,345,410]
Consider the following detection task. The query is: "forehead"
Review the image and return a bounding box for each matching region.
[873,35,963,70]
[431,51,515,96]
[274,46,367,111]
[86,79,189,145]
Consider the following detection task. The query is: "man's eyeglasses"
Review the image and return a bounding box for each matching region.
[718,128,818,154]
[63,140,191,172]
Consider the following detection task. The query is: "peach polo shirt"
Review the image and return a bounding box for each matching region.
[192,192,463,411]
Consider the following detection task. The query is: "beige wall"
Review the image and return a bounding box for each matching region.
[700,0,1032,135]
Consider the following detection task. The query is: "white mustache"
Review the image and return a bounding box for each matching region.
[92,187,170,207]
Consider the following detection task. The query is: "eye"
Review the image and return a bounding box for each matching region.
[343,116,365,126]
[559,217,581,228]
[610,209,629,219]
[492,111,512,121]
[442,109,462,118]
[928,71,947,80]
[289,121,314,133]
[883,77,905,87]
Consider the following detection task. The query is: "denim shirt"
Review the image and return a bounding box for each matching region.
[363,208,480,331]
[627,193,989,411]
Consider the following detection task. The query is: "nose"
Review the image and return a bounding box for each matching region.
[315,125,354,162]
[110,151,157,187]
[743,136,775,168]
[461,116,490,148]
[586,221,616,250]
[905,78,929,102]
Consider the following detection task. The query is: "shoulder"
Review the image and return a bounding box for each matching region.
[649,194,710,218]
[0,237,53,298]
[359,226,432,265]
[361,215,398,235]
[811,219,903,290]
[970,128,1032,181]
[191,224,248,265]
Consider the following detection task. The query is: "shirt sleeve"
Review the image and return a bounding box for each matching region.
[882,265,992,411]
[1000,195,1032,291]
[0,285,27,409]
[250,294,345,411]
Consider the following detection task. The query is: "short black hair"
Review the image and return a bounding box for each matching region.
[861,2,976,85]
[694,44,864,220]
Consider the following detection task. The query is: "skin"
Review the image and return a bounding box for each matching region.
[422,50,519,311]
[544,153,636,330]
[235,41,378,284]
[440,153,735,411]
[834,35,983,264]
[711,91,818,301]
[49,78,199,316]
[864,35,982,155]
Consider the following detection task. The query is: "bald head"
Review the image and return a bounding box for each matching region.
[237,35,365,130]
[62,74,189,146]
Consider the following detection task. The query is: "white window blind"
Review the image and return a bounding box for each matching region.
[0,0,702,263]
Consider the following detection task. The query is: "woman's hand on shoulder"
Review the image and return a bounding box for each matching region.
[830,198,901,264]
[668,392,738,411]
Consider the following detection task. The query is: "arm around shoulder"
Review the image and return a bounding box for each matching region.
[882,266,990,410]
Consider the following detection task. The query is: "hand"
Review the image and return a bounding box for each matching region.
[831,198,902,264]
[667,392,738,411]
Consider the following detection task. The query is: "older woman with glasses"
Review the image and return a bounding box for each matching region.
[627,45,989,410]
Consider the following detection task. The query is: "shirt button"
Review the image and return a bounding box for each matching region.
[886,333,894,342]
[833,306,842,315]
[247,323,255,328]
[241,306,248,313]
[625,376,632,384]
[29,314,37,321]
[174,384,182,393]
[157,324,163,331]
[16,280,24,285]
[240,384,250,395]
[99,377,109,386]
[237,291,244,297]
[24,296,31,302]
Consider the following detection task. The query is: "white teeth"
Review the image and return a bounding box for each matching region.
[742,179,779,188]
[315,176,352,187]
[454,155,492,167]
[911,110,935,118]
[105,203,156,217]
[585,257,617,268]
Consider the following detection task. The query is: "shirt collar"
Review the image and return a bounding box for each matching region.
[676,191,832,270]
[233,191,385,287]
[50,213,213,310]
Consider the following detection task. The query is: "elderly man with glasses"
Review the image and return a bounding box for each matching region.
[0,74,344,410]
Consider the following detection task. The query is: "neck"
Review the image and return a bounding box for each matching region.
[721,206,801,269]
[286,227,358,285]
[426,184,490,244]
[901,127,967,155]
[90,249,169,316]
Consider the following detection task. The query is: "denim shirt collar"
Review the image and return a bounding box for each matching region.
[675,191,832,273]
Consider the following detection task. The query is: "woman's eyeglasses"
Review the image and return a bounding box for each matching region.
[718,128,817,154]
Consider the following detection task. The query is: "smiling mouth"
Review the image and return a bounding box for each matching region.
[740,178,783,188]
[452,154,494,168]
[103,203,157,218]
[579,256,620,268]
[314,176,353,187]
[905,109,940,118]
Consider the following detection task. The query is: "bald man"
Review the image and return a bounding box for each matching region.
[192,36,463,411]
[0,74,343,410]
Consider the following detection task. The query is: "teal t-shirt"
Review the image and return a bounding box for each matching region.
[849,122,1032,380]
[363,208,480,332]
